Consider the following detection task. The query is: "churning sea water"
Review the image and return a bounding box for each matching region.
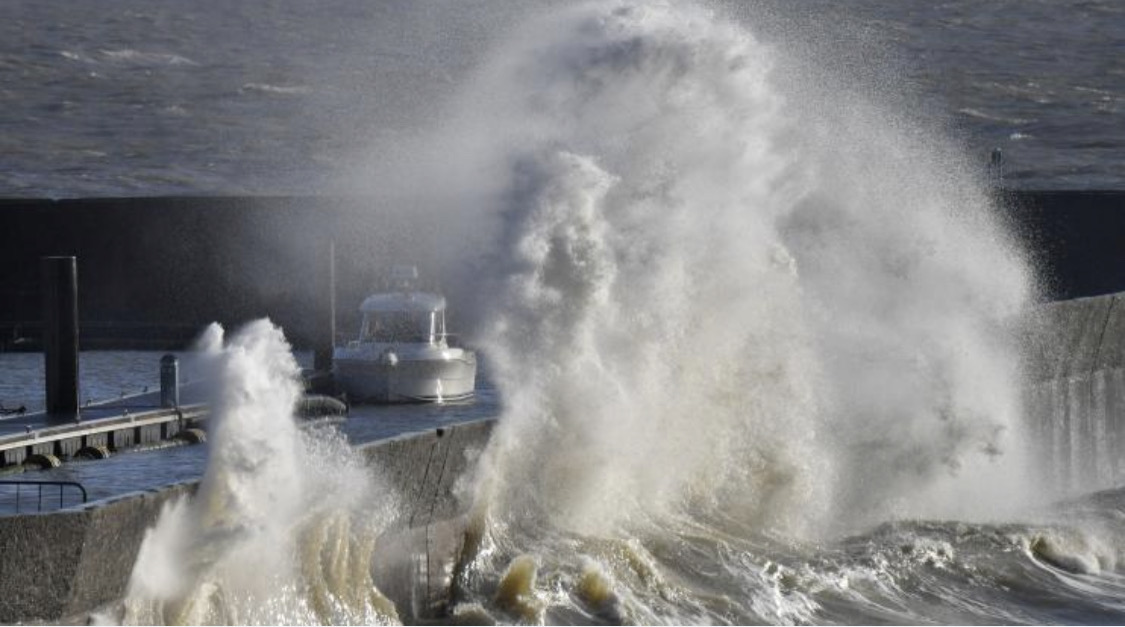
[4,1,1125,625]
[0,0,1122,197]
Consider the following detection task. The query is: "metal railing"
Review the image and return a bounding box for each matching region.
[0,480,88,514]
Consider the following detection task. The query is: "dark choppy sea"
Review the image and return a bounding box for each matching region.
[1,0,1122,197]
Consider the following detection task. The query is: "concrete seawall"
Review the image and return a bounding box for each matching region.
[0,418,495,624]
[0,482,195,623]
[1025,292,1125,491]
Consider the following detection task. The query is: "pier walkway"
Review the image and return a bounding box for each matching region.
[0,386,208,469]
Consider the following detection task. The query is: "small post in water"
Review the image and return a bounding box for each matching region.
[989,147,1004,190]
[42,256,79,419]
[160,354,179,408]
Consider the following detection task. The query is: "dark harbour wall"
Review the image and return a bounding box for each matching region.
[1007,190,1125,300]
[0,191,1122,349]
[0,195,457,350]
[0,419,494,624]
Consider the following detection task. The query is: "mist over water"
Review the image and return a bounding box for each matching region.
[448,1,1034,531]
[413,2,1044,622]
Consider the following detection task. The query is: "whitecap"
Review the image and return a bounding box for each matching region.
[239,83,312,96]
[99,49,198,67]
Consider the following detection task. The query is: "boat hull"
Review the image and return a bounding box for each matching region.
[334,352,477,403]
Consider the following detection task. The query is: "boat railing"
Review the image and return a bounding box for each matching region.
[0,480,88,515]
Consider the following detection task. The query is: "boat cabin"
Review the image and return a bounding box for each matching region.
[357,292,447,345]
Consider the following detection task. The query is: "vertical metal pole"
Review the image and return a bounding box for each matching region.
[329,239,336,357]
[313,239,336,375]
[989,147,1004,190]
[43,256,79,418]
[160,354,179,408]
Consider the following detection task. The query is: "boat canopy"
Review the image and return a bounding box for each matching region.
[357,291,447,344]
[359,292,446,313]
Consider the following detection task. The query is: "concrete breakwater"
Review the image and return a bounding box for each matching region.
[1025,293,1125,492]
[0,419,494,624]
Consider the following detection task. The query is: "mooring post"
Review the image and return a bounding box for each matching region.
[160,354,179,408]
[42,256,79,419]
[312,240,336,391]
[989,147,1004,190]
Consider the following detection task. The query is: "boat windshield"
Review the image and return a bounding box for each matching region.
[361,310,443,343]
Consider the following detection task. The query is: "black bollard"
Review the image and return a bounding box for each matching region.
[313,240,336,382]
[42,256,79,418]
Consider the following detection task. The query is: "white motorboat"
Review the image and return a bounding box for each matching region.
[333,267,476,403]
